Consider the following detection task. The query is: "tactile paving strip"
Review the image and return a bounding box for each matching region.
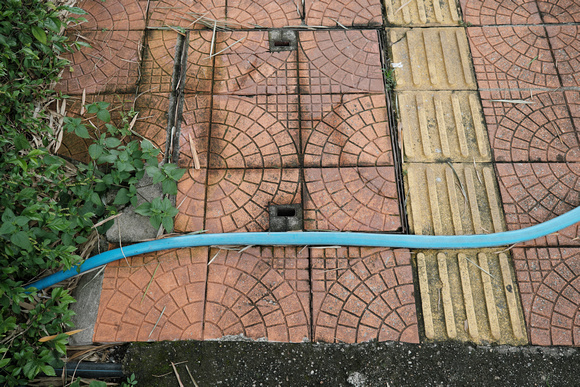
[404,163,506,235]
[396,91,490,163]
[414,249,527,345]
[390,27,476,91]
[384,0,461,26]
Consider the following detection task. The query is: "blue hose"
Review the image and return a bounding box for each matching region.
[27,206,580,291]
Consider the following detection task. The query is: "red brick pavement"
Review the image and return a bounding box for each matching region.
[513,247,580,346]
[205,169,302,233]
[57,30,143,94]
[304,167,401,232]
[301,94,393,167]
[224,0,302,28]
[311,247,418,343]
[496,162,580,238]
[209,95,300,169]
[467,26,559,90]
[305,0,383,27]
[147,0,226,29]
[547,26,580,87]
[460,0,541,26]
[94,248,208,342]
[204,247,310,342]
[536,0,580,23]
[480,90,578,163]
[71,0,147,31]
[94,246,419,343]
[298,30,384,94]
[213,31,298,95]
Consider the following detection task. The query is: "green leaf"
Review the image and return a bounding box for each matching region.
[0,358,9,368]
[169,167,186,181]
[11,231,31,250]
[96,108,111,123]
[14,134,30,151]
[88,381,107,387]
[40,365,56,376]
[134,202,152,217]
[162,216,174,233]
[88,143,103,159]
[75,124,90,139]
[31,26,47,45]
[0,222,15,235]
[162,179,177,195]
[113,188,130,205]
[104,137,121,148]
[150,214,162,230]
[14,217,29,227]
[2,208,15,222]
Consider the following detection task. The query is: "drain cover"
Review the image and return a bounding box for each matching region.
[269,30,297,52]
[269,204,302,232]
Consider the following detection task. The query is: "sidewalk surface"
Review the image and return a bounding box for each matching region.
[60,0,580,348]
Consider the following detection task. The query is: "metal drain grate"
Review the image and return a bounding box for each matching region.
[268,30,297,52]
[269,204,302,232]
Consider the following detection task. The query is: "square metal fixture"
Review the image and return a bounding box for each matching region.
[269,204,303,232]
[269,30,297,52]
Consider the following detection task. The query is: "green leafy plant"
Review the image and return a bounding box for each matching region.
[383,67,396,91]
[0,1,184,385]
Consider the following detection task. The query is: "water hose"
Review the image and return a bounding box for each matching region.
[27,206,580,291]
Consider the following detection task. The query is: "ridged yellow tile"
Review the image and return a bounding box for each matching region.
[404,163,506,236]
[384,0,461,26]
[396,91,490,163]
[389,28,476,91]
[414,250,527,345]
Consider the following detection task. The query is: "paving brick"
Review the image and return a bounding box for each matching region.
[459,0,541,26]
[141,30,214,94]
[205,169,301,233]
[306,0,383,27]
[547,26,580,87]
[513,248,580,346]
[94,248,208,342]
[71,0,147,30]
[226,0,302,28]
[496,163,580,236]
[57,30,142,94]
[304,167,401,232]
[204,247,310,342]
[537,0,580,23]
[480,90,578,162]
[177,94,211,169]
[467,26,559,90]
[148,0,226,29]
[132,93,170,152]
[311,247,418,343]
[299,30,384,94]
[213,31,298,95]
[209,95,299,169]
[301,94,393,167]
[174,169,207,233]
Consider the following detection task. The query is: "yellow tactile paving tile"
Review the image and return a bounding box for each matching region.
[404,163,506,236]
[384,0,461,26]
[396,91,491,163]
[414,250,527,345]
[389,28,476,91]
